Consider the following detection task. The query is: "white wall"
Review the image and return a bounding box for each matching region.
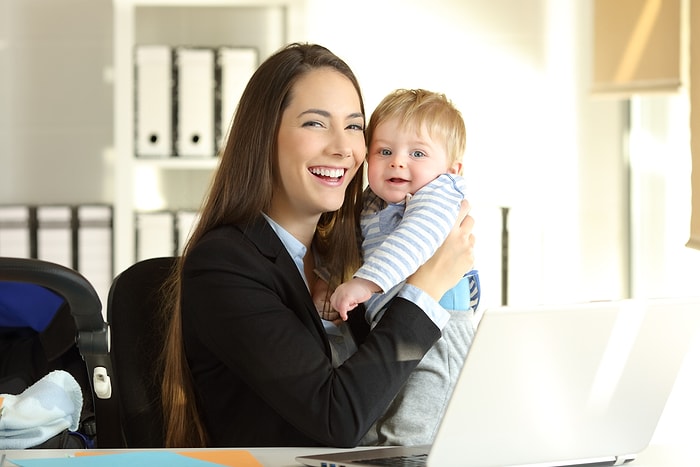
[0,0,113,205]
[629,94,700,298]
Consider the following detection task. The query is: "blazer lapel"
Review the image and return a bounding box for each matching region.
[240,217,332,354]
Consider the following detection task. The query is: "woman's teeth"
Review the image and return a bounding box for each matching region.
[310,168,344,179]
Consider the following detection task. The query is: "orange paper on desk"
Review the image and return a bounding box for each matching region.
[179,450,262,467]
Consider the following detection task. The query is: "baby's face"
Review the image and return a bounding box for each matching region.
[367,118,452,204]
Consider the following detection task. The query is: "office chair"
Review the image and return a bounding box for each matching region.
[105,256,177,448]
[0,257,118,447]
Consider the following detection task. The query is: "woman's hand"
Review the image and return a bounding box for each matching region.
[406,200,475,302]
[311,277,344,326]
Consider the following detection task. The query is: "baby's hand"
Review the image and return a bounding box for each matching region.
[316,299,341,324]
[330,278,379,321]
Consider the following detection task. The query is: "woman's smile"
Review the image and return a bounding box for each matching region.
[309,166,347,185]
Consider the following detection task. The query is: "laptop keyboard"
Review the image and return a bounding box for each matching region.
[353,453,428,466]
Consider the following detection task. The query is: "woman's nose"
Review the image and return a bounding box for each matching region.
[331,134,354,158]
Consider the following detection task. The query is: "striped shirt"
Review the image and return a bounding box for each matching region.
[357,173,467,324]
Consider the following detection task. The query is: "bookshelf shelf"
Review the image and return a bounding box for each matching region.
[111,0,305,273]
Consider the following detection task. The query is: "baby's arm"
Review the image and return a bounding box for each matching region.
[330,277,381,321]
[357,174,466,293]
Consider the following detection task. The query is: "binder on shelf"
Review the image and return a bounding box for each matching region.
[135,45,173,157]
[75,204,113,307]
[175,47,216,158]
[175,209,200,255]
[216,47,258,149]
[36,205,73,268]
[0,205,34,258]
[135,211,176,261]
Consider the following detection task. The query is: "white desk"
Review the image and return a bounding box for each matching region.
[1,444,698,467]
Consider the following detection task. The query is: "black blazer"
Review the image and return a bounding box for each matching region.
[181,217,441,447]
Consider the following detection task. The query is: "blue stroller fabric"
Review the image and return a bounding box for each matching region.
[0,282,65,332]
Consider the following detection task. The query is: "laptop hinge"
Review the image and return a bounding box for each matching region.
[613,455,636,465]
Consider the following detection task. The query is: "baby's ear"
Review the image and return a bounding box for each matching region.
[448,160,463,175]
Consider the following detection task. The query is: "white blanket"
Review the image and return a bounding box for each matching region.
[0,369,83,449]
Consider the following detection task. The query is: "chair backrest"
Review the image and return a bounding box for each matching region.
[0,256,116,447]
[0,257,106,339]
[106,256,177,448]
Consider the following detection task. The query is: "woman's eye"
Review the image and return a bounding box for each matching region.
[303,120,324,128]
[347,123,364,131]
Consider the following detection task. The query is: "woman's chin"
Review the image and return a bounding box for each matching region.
[320,200,344,214]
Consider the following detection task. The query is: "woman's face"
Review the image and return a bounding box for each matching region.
[273,67,365,224]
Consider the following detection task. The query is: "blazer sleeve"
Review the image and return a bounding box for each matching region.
[181,222,441,447]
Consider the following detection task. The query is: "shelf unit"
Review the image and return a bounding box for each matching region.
[112,0,306,273]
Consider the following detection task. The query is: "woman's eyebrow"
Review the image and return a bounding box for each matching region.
[298,109,364,120]
[298,108,330,118]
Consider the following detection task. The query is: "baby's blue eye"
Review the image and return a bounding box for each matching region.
[410,150,426,158]
[380,148,392,156]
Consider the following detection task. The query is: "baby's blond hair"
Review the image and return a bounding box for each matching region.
[366,89,466,172]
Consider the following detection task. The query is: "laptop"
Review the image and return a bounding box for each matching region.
[296,297,700,467]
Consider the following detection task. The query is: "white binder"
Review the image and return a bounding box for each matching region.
[135,45,173,157]
[0,205,33,258]
[217,47,257,149]
[175,47,216,157]
[76,204,113,307]
[36,205,73,268]
[136,211,176,261]
[175,209,200,255]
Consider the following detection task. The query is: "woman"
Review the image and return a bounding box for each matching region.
[160,42,476,448]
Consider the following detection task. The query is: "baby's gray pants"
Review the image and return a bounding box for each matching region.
[361,309,478,446]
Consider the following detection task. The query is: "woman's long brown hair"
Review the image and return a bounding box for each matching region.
[159,42,366,447]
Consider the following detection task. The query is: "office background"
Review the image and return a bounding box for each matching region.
[0,0,698,446]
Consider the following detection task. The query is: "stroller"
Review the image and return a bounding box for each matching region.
[0,257,119,448]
